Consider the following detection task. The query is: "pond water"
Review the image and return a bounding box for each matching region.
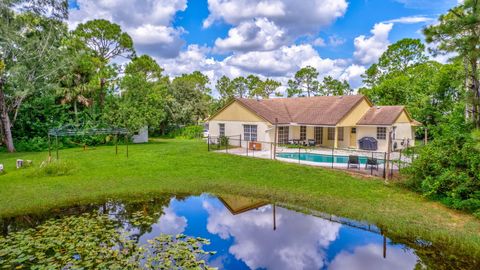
[0,193,477,269]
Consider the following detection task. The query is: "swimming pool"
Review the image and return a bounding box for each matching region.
[277,152,382,164]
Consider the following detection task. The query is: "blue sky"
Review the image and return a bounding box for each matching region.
[68,0,458,91]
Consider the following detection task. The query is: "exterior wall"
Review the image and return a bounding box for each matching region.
[211,101,266,122]
[357,124,415,152]
[337,98,371,127]
[393,123,415,149]
[395,111,411,123]
[208,120,273,145]
[357,126,388,152]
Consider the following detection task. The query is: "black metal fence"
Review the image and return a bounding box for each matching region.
[207,135,413,179]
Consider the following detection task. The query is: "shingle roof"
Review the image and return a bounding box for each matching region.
[236,95,366,125]
[357,106,406,125]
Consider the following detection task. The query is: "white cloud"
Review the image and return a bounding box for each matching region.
[328,35,346,47]
[203,201,341,270]
[214,18,287,53]
[353,23,393,65]
[328,243,418,270]
[158,43,366,96]
[204,0,348,52]
[384,15,433,24]
[138,204,188,244]
[69,0,187,58]
[313,37,326,47]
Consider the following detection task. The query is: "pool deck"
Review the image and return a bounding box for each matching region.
[215,146,404,178]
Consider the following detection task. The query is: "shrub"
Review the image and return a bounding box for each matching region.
[403,114,480,214]
[166,125,204,139]
[14,137,49,152]
[33,159,77,177]
[219,135,229,146]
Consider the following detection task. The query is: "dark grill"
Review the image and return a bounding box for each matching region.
[359,137,378,151]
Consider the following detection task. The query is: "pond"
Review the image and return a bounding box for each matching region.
[0,193,477,269]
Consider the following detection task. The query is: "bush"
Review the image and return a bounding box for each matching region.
[167,125,203,139]
[403,114,480,214]
[33,159,77,177]
[14,137,49,152]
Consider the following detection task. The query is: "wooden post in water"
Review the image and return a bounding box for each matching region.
[383,231,387,259]
[273,203,277,231]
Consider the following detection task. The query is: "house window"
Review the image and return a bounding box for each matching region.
[351,128,356,134]
[278,126,289,144]
[327,127,335,140]
[314,127,323,144]
[244,125,257,142]
[219,123,225,137]
[338,127,344,141]
[300,126,307,140]
[377,127,387,140]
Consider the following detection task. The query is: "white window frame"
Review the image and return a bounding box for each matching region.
[377,127,387,140]
[244,125,258,142]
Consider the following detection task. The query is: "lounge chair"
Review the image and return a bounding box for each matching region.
[365,157,379,171]
[308,139,316,147]
[347,155,360,169]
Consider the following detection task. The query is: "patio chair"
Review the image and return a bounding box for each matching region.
[347,155,360,169]
[365,157,379,171]
[308,139,316,147]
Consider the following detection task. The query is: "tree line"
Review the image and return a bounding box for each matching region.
[0,0,352,153]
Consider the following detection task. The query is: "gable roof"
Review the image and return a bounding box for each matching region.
[357,106,409,125]
[235,95,367,125]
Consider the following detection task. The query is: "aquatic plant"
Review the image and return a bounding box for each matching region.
[0,212,215,269]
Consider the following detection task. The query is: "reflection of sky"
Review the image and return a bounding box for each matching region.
[136,195,419,270]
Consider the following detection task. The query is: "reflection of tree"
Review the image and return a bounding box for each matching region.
[385,234,478,269]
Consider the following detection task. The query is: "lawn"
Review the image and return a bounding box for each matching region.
[0,139,479,261]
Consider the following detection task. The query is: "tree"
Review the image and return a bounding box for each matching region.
[104,55,168,132]
[320,76,352,96]
[246,75,262,98]
[0,1,68,152]
[216,76,234,101]
[286,66,319,97]
[258,79,281,98]
[424,0,480,127]
[362,38,427,87]
[73,19,135,109]
[168,71,211,126]
[232,76,249,98]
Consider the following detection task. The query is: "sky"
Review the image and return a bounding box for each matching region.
[67,0,460,94]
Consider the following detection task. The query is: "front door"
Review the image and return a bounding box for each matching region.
[350,127,357,148]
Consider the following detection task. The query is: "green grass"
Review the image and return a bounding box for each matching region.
[0,139,479,260]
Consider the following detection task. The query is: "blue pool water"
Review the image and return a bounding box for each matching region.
[277,152,382,164]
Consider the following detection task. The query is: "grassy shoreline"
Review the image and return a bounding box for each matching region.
[1,139,479,261]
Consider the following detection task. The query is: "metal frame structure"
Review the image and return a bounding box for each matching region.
[47,125,130,159]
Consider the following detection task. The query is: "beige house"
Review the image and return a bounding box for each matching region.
[208,95,421,152]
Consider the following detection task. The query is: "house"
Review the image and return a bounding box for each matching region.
[207,95,421,152]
